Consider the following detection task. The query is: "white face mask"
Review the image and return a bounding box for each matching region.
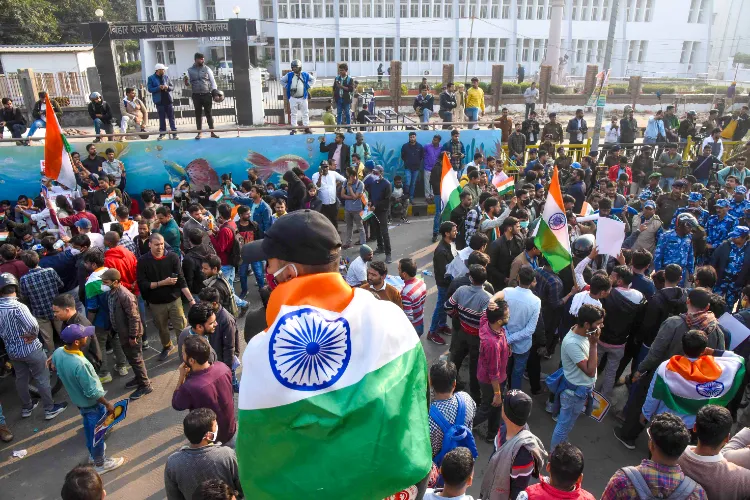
[69,248,81,256]
[100,285,111,293]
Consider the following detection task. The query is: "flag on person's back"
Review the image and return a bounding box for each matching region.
[533,166,572,272]
[440,152,461,222]
[43,95,75,190]
[653,353,745,415]
[236,273,432,500]
[85,267,108,299]
[494,176,515,195]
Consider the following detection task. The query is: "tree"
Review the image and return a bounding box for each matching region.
[0,0,59,45]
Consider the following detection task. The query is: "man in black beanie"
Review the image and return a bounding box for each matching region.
[480,390,547,500]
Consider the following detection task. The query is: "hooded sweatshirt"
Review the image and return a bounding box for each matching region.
[104,246,139,295]
[477,312,510,385]
[183,243,213,295]
[600,287,646,346]
[638,287,687,346]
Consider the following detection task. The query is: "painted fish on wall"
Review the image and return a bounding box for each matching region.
[244,152,311,180]
[163,158,221,191]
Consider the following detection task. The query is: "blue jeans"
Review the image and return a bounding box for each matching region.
[414,324,424,337]
[429,286,448,333]
[550,389,588,452]
[433,197,442,236]
[93,118,113,136]
[239,261,265,295]
[510,349,531,390]
[404,169,419,200]
[221,265,248,307]
[157,104,177,132]
[465,107,480,127]
[137,295,147,330]
[697,178,709,186]
[4,123,25,139]
[337,102,351,125]
[643,137,657,144]
[27,119,46,137]
[81,404,107,466]
[0,403,4,425]
[660,177,675,191]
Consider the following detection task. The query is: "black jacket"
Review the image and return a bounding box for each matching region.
[638,287,687,346]
[319,141,351,173]
[89,189,109,226]
[433,239,455,288]
[136,251,186,305]
[450,205,470,251]
[439,91,457,112]
[303,194,323,212]
[620,117,638,143]
[430,162,445,195]
[678,119,697,140]
[566,118,588,142]
[208,306,238,367]
[0,107,26,131]
[734,115,750,141]
[87,101,114,123]
[710,240,750,287]
[600,288,646,346]
[183,244,212,295]
[282,171,307,212]
[522,119,540,144]
[487,234,524,291]
[32,99,62,121]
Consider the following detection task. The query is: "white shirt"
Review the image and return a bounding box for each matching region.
[345,256,368,286]
[311,170,346,205]
[604,123,620,144]
[523,87,539,104]
[332,144,343,171]
[30,208,57,231]
[701,136,724,160]
[87,232,105,250]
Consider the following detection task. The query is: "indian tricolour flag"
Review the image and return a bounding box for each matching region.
[237,273,431,500]
[494,176,515,195]
[85,267,108,299]
[653,353,745,415]
[533,166,572,272]
[579,201,595,217]
[439,152,461,222]
[43,96,76,190]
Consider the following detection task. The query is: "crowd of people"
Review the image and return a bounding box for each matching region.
[1,113,750,499]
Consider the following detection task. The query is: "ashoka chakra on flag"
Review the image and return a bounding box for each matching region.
[269,307,351,391]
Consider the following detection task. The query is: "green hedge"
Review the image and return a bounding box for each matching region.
[310,87,333,97]
[734,53,750,65]
[119,61,141,76]
[641,84,677,94]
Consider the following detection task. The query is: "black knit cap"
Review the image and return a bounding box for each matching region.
[503,389,533,426]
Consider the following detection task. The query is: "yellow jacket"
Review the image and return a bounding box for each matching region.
[465,87,485,112]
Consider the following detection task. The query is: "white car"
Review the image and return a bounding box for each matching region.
[217,60,269,82]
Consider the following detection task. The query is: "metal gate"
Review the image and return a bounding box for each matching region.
[121,76,237,126]
[263,79,286,124]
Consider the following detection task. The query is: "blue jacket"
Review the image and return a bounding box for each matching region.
[147,73,174,106]
[231,195,272,238]
[281,71,312,99]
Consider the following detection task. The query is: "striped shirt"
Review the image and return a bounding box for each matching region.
[0,297,42,359]
[401,277,427,327]
[445,284,492,335]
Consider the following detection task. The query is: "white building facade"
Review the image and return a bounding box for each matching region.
[137,0,718,80]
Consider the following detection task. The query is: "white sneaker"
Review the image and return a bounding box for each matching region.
[89,443,107,463]
[116,365,129,377]
[95,457,125,474]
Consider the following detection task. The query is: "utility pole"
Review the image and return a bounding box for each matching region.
[464,15,475,86]
[591,0,619,152]
[544,0,564,84]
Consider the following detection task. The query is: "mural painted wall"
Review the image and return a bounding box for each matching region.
[0,130,502,200]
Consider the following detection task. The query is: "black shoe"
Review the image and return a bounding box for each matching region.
[385,254,393,264]
[124,378,140,389]
[374,247,385,254]
[432,234,438,243]
[158,346,174,361]
[290,130,296,135]
[129,386,153,400]
[613,427,636,450]
[238,305,249,317]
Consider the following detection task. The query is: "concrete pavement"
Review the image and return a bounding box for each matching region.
[0,216,645,499]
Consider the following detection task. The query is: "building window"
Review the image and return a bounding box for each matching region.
[386,37,395,60]
[340,39,350,61]
[596,40,605,61]
[444,0,452,17]
[602,0,609,19]
[290,0,301,18]
[143,0,154,21]
[374,38,383,60]
[638,41,648,62]
[400,0,408,17]
[487,38,496,60]
[351,38,360,62]
[499,38,507,61]
[434,0,442,17]
[628,40,637,63]
[459,0,467,18]
[475,38,484,60]
[688,0,698,22]
[432,37,441,60]
[532,39,541,61]
[400,38,408,60]
[326,0,335,16]
[363,0,372,16]
[526,0,534,20]
[313,0,323,17]
[291,39,302,61]
[490,0,500,17]
[443,38,452,61]
[423,0,431,17]
[581,0,589,20]
[204,0,216,20]
[303,38,313,62]
[517,0,523,19]
[375,0,384,16]
[156,43,165,64]
[265,38,275,62]
[155,0,166,20]
[635,0,643,21]
[502,0,510,18]
[521,38,530,61]
[571,0,578,20]
[280,39,290,63]
[479,0,488,17]
[421,38,430,60]
[340,0,349,17]
[386,0,395,17]
[315,38,325,62]
[689,42,700,64]
[261,0,274,19]
[302,0,312,17]
[362,38,372,61]
[279,0,289,18]
[352,0,361,17]
[536,0,545,19]
[591,0,598,19]
[326,38,335,61]
[644,0,653,20]
[411,0,419,16]
[410,38,419,61]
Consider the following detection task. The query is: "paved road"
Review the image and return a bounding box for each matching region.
[0,216,644,499]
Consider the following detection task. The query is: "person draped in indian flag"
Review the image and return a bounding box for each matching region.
[643,329,745,429]
[238,210,432,500]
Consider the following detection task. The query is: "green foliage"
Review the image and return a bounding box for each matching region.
[642,84,677,94]
[52,96,70,107]
[310,87,333,97]
[734,53,750,65]
[119,61,140,76]
[698,85,732,94]
[609,84,629,95]
[0,0,136,44]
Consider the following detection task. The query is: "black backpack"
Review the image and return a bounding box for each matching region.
[227,226,244,268]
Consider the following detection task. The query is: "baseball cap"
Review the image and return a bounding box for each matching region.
[373,165,384,173]
[101,268,121,281]
[154,63,168,71]
[571,162,581,169]
[503,389,533,426]
[242,210,342,266]
[715,198,731,208]
[364,160,376,170]
[612,145,622,151]
[736,186,748,195]
[648,172,662,179]
[672,180,686,188]
[688,192,703,202]
[728,226,749,239]
[60,323,96,344]
[529,148,538,154]
[644,200,656,209]
[74,218,92,229]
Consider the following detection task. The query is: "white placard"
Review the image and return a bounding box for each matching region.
[719,313,750,351]
[595,217,626,256]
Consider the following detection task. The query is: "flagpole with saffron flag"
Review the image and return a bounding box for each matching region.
[533,166,572,272]
[43,96,76,190]
[439,152,462,222]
